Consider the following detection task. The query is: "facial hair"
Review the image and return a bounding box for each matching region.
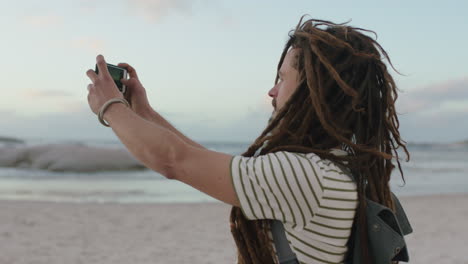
[256,110,275,157]
[268,110,276,125]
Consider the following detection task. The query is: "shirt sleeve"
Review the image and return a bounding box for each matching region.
[230,151,324,228]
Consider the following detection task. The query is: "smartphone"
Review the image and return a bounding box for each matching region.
[95,63,128,94]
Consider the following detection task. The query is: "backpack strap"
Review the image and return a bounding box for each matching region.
[253,145,299,263]
[271,220,299,264]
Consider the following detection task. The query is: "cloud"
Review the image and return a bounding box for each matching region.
[174,105,272,143]
[76,0,100,14]
[125,0,196,23]
[2,75,466,144]
[0,97,465,144]
[12,90,86,115]
[20,89,74,99]
[218,14,237,29]
[0,102,271,144]
[399,107,468,143]
[397,76,468,114]
[22,15,63,28]
[394,76,468,142]
[70,37,107,53]
[74,0,198,21]
[0,108,107,142]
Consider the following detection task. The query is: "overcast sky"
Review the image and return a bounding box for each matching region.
[0,0,467,144]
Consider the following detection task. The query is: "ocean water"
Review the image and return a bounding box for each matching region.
[0,138,467,203]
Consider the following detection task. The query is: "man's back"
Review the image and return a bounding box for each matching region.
[230,149,357,263]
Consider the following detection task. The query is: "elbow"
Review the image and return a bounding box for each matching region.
[164,152,178,180]
[142,131,185,181]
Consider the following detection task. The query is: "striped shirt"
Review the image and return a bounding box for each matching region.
[229,149,358,264]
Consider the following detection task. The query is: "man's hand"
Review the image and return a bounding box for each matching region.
[118,63,152,116]
[86,55,124,115]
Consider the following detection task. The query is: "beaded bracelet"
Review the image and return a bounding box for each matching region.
[98,98,130,127]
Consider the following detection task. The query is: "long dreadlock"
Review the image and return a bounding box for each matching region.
[229,15,410,264]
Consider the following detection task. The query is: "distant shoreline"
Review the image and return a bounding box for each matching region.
[0,136,24,144]
[1,135,468,146]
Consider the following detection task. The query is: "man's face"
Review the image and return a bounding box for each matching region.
[268,48,300,121]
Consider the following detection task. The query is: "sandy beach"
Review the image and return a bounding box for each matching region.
[1,194,467,264]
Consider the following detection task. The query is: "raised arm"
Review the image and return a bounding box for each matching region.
[138,107,206,150]
[103,103,240,207]
[86,55,238,206]
[117,62,206,150]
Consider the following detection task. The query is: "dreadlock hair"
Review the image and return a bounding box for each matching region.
[229,15,410,264]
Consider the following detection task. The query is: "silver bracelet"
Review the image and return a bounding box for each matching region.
[98,98,130,127]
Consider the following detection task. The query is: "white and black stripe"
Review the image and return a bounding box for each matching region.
[230,149,358,264]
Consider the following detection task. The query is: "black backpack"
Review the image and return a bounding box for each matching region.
[271,170,413,264]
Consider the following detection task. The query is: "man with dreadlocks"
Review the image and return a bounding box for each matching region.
[87,15,411,264]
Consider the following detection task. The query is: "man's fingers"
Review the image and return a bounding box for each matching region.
[86,69,98,83]
[117,62,138,79]
[120,78,139,87]
[96,54,110,76]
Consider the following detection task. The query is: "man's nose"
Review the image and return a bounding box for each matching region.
[268,86,277,98]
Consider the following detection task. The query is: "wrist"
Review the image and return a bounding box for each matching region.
[137,106,156,120]
[100,101,130,126]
